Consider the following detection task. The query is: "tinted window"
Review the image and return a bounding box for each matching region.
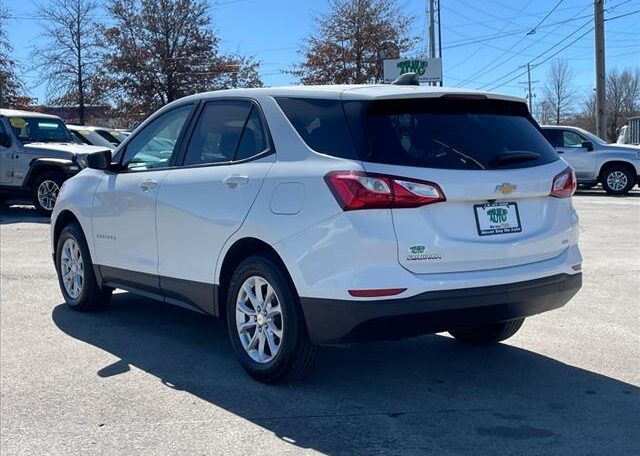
[562,130,585,148]
[356,98,558,170]
[542,129,561,147]
[122,104,193,171]
[70,130,91,145]
[95,129,120,144]
[235,107,268,161]
[183,101,252,166]
[276,98,358,160]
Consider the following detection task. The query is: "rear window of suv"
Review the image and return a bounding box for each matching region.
[352,97,559,170]
[277,96,558,170]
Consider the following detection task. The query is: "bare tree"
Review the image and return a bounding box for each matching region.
[104,0,262,120]
[0,7,27,108]
[290,0,416,85]
[32,0,104,124]
[605,67,640,141]
[543,59,578,124]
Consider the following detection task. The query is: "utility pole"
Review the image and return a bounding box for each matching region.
[527,63,533,112]
[428,0,436,86]
[595,0,606,138]
[429,0,436,59]
[437,0,442,86]
[519,63,539,113]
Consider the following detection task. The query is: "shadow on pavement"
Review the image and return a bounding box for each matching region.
[52,293,639,455]
[0,204,49,225]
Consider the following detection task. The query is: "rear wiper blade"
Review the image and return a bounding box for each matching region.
[490,151,540,167]
[430,138,486,170]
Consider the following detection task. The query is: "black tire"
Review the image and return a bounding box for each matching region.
[226,254,317,383]
[449,318,525,345]
[55,222,112,311]
[31,170,66,216]
[601,165,635,195]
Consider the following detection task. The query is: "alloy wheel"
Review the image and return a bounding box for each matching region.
[235,275,284,363]
[61,238,84,299]
[606,171,628,192]
[37,180,60,211]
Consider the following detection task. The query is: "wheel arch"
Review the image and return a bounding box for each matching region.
[25,160,75,188]
[52,209,82,257]
[216,237,296,321]
[597,160,637,182]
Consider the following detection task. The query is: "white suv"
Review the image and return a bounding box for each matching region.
[51,85,583,383]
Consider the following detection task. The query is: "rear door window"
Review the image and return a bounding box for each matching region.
[352,98,559,170]
[183,100,253,166]
[542,129,561,147]
[235,107,269,161]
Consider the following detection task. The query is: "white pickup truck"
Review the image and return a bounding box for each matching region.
[542,125,640,195]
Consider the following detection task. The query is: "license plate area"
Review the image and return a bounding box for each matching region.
[474,202,522,236]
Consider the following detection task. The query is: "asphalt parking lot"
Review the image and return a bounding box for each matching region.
[1,189,639,456]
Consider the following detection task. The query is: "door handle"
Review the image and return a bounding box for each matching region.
[223,175,249,188]
[140,179,158,191]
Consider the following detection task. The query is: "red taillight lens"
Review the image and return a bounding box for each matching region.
[324,171,446,210]
[550,166,577,198]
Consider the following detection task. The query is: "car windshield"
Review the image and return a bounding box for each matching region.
[575,127,606,145]
[9,116,74,143]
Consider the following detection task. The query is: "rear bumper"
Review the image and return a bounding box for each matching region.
[300,273,581,344]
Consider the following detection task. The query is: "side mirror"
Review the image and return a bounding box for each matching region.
[0,132,11,148]
[86,149,112,170]
[581,141,594,151]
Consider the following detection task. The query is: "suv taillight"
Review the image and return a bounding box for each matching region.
[550,166,577,198]
[324,171,446,210]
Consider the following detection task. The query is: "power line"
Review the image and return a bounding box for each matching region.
[485,26,594,92]
[441,12,595,50]
[527,0,567,35]
[447,0,533,74]
[478,5,640,92]
[605,9,640,20]
[457,3,592,87]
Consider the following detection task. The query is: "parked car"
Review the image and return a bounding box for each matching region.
[0,109,111,215]
[67,125,117,150]
[616,116,640,146]
[51,85,583,383]
[542,125,640,195]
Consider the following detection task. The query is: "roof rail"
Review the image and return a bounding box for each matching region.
[391,72,420,86]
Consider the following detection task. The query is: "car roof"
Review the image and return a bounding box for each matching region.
[541,125,588,133]
[0,108,62,120]
[66,125,111,131]
[179,84,526,103]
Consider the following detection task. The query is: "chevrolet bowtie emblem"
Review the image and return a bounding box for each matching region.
[495,183,517,194]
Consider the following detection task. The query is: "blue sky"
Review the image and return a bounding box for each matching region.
[2,0,639,106]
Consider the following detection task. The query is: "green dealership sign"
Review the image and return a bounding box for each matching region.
[383,57,442,83]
